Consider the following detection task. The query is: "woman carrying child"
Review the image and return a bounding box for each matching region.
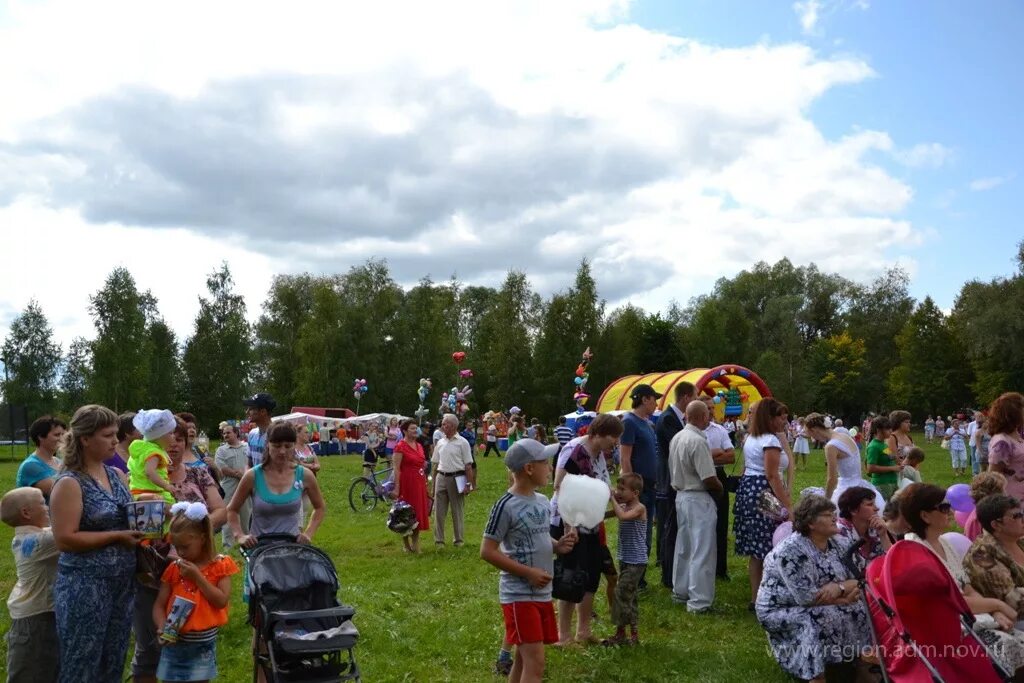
[152,502,238,682]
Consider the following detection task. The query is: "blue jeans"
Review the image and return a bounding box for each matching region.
[970,445,981,475]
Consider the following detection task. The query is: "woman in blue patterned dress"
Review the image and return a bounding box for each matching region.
[50,405,143,683]
[734,398,793,607]
[756,495,872,682]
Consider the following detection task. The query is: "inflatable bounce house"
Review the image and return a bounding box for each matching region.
[595,364,772,421]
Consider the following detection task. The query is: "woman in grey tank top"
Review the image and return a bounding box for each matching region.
[226,421,327,546]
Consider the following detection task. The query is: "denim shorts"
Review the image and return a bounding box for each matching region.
[156,638,218,681]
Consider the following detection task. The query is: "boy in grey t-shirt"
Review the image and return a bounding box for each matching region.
[482,440,576,682]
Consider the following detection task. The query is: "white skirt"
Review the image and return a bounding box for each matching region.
[794,436,810,454]
[832,477,886,511]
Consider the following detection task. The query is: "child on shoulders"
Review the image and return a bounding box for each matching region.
[2,487,60,683]
[481,440,576,683]
[153,501,239,683]
[128,409,179,504]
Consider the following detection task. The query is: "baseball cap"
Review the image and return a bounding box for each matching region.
[542,443,560,462]
[505,439,549,472]
[243,392,277,411]
[629,384,663,401]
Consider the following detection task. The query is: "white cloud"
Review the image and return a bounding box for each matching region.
[0,0,922,348]
[969,175,1010,191]
[794,0,822,34]
[892,142,953,169]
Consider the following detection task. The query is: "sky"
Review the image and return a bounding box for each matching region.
[0,0,1021,349]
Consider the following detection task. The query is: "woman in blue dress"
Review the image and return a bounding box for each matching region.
[50,404,143,683]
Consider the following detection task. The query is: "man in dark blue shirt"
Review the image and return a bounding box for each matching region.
[620,383,662,571]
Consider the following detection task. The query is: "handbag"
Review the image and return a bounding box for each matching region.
[757,488,788,523]
[552,557,587,603]
[135,541,172,590]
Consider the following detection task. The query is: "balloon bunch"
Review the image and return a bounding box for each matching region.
[573,346,594,414]
[352,378,369,400]
[415,378,432,420]
[440,385,474,415]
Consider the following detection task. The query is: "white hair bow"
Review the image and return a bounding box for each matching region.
[170,501,208,521]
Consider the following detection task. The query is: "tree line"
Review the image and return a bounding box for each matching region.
[2,244,1022,432]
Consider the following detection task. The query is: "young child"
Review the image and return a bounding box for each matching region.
[947,419,969,477]
[2,487,60,682]
[128,408,179,504]
[481,439,576,683]
[603,473,647,646]
[901,447,925,485]
[153,501,239,683]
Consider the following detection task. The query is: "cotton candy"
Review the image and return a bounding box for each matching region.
[558,474,610,529]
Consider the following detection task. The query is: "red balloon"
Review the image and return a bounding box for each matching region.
[575,365,585,377]
[452,351,466,364]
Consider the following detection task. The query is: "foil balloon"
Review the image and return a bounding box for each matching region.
[459,368,473,379]
[452,351,466,364]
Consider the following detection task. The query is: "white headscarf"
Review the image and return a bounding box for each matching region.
[133,409,177,442]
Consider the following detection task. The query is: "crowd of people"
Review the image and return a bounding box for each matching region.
[5,386,1024,682]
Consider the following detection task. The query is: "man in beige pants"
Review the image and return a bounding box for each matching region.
[433,413,476,546]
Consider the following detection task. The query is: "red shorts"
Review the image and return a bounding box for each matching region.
[501,601,558,645]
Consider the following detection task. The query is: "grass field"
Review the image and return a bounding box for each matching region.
[0,432,966,682]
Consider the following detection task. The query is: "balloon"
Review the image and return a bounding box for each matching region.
[772,521,794,548]
[941,532,972,558]
[415,405,429,419]
[361,385,369,393]
[574,377,584,385]
[713,396,722,404]
[353,392,361,400]
[452,351,466,364]
[954,509,971,527]
[459,369,473,378]
[558,474,610,528]
[946,484,974,512]
[510,406,521,415]
[576,365,586,377]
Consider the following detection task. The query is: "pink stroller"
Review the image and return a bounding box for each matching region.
[851,539,1011,682]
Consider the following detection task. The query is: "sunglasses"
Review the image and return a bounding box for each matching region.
[930,502,952,514]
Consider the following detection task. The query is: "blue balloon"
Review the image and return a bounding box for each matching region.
[574,377,584,385]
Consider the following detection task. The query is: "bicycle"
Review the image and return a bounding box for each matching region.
[348,464,394,512]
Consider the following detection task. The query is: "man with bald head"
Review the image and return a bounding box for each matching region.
[668,400,723,612]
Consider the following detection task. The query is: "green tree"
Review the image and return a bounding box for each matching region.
[181,264,252,430]
[392,278,459,415]
[253,274,319,410]
[89,268,152,411]
[0,300,62,418]
[147,319,181,408]
[479,271,535,414]
[811,332,867,418]
[887,297,972,416]
[294,278,350,408]
[59,337,92,415]
[589,305,646,403]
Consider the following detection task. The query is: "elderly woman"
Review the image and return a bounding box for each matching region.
[756,495,872,683]
[16,415,67,501]
[50,405,143,682]
[900,483,1024,676]
[963,471,1008,541]
[130,417,226,683]
[836,486,893,562]
[964,495,1024,619]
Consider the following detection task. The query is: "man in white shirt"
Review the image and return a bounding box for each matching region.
[432,413,476,546]
[701,396,735,580]
[669,401,722,613]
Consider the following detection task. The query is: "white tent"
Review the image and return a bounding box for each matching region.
[273,411,409,426]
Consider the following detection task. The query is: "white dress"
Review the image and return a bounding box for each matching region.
[793,426,810,455]
[828,436,885,510]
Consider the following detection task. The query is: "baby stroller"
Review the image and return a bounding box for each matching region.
[842,538,1010,682]
[245,535,360,682]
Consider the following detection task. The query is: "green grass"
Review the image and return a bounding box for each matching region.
[0,433,965,682]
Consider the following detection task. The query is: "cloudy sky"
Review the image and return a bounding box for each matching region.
[1,0,1021,348]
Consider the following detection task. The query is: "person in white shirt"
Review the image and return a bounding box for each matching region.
[668,401,723,612]
[701,396,736,580]
[432,414,476,546]
[967,412,982,475]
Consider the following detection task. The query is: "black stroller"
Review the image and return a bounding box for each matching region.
[245,535,360,682]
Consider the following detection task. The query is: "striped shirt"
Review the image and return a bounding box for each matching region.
[617,518,648,565]
[554,425,574,446]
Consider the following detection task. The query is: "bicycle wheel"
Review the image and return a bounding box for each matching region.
[348,477,379,512]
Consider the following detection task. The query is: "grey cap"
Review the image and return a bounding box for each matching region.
[505,439,548,472]
[542,443,560,462]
